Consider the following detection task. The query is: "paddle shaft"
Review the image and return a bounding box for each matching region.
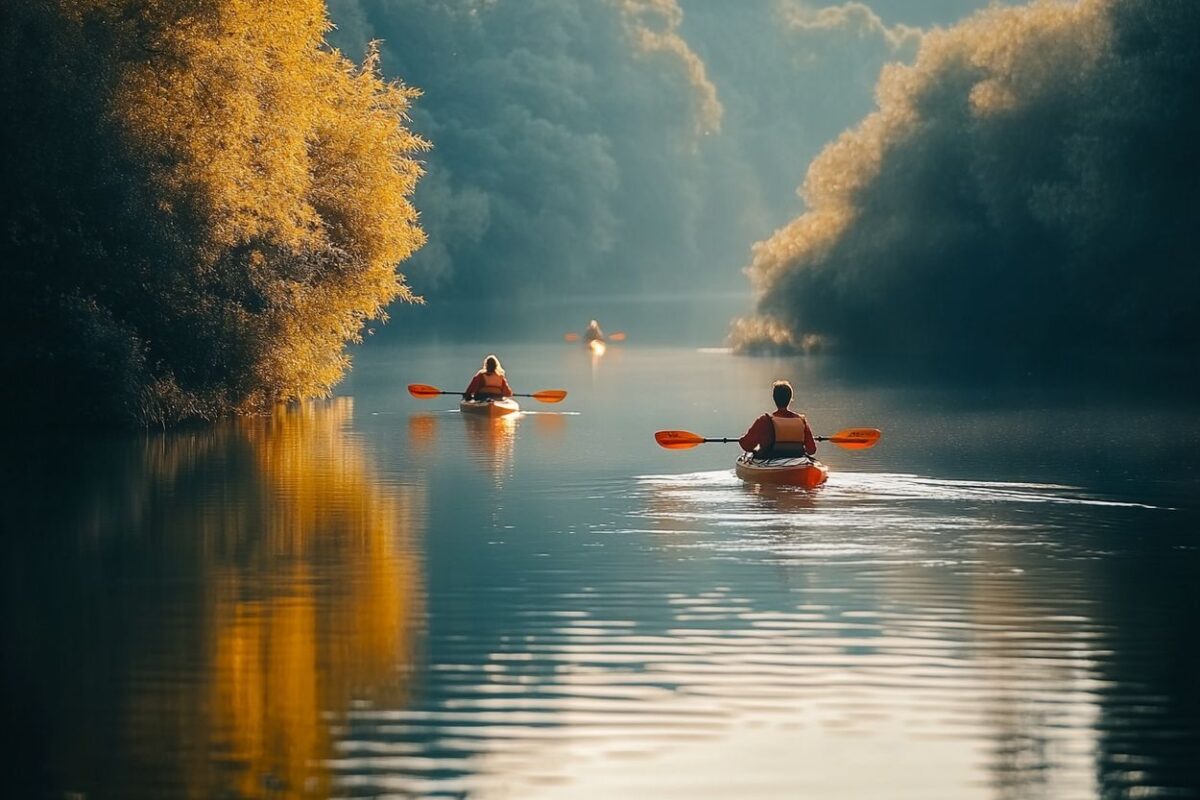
[654,427,880,450]
[700,435,839,443]
[408,383,567,403]
[420,390,549,399]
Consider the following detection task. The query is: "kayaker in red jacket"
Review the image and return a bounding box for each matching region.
[738,380,816,459]
[464,354,514,400]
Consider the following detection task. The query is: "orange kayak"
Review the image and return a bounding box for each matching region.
[459,397,520,417]
[735,454,829,488]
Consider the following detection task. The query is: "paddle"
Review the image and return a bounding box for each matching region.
[654,427,881,450]
[408,383,568,403]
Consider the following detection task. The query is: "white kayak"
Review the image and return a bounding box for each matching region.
[459,397,520,417]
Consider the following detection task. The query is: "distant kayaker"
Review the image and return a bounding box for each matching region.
[738,380,816,459]
[584,319,605,343]
[464,354,514,400]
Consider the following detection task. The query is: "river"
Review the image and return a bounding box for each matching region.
[3,296,1198,799]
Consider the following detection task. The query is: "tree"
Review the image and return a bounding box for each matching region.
[0,0,426,425]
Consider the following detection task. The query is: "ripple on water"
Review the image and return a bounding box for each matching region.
[624,469,1172,562]
[327,594,1118,798]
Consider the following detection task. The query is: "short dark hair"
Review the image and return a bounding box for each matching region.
[772,380,793,408]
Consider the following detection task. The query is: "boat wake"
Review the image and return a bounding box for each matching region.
[618,469,1171,561]
[635,469,1164,511]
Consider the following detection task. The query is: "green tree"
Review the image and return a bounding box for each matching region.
[0,0,426,425]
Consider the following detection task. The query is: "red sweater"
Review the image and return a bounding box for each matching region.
[738,409,816,455]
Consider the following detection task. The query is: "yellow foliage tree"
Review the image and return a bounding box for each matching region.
[1,0,426,424]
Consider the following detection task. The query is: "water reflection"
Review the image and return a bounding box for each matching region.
[527,409,570,439]
[407,411,440,455]
[5,335,1199,799]
[627,467,1198,798]
[462,413,520,486]
[588,339,607,387]
[740,480,819,511]
[3,400,424,799]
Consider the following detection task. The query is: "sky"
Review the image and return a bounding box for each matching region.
[326,0,1199,354]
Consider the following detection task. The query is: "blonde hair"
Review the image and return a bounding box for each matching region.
[483,354,504,375]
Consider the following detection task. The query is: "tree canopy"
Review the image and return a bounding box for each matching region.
[1,0,426,425]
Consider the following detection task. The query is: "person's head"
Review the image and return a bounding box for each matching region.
[771,380,793,409]
[483,354,503,375]
[588,319,599,329]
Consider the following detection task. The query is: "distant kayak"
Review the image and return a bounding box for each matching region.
[460,397,520,417]
[735,454,829,488]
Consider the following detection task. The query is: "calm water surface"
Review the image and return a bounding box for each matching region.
[4,299,1199,799]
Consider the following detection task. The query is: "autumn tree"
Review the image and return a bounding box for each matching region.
[0,0,426,425]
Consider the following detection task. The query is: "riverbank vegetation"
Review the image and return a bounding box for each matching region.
[1,0,426,426]
[731,0,1200,355]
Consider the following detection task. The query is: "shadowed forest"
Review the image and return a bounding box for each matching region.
[3,0,1197,426]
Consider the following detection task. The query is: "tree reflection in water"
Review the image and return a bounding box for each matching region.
[3,399,423,799]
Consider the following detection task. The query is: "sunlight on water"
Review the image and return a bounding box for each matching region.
[634,469,1167,527]
[5,337,1198,799]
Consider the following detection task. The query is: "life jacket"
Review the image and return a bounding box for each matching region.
[477,371,506,397]
[767,414,809,457]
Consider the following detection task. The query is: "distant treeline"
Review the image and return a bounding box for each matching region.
[0,0,426,426]
[324,0,917,299]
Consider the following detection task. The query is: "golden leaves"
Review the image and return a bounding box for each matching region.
[43,0,428,420]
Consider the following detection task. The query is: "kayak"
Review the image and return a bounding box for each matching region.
[586,338,607,355]
[735,454,829,488]
[459,397,520,417]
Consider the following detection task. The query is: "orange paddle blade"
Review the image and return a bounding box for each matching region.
[654,430,707,449]
[564,332,580,342]
[407,383,444,399]
[826,428,881,449]
[609,331,626,341]
[530,389,568,403]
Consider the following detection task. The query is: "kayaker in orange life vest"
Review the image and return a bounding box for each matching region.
[738,380,816,459]
[463,354,514,400]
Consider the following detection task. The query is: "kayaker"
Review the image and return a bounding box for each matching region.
[464,354,514,400]
[584,319,605,343]
[738,380,816,459]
